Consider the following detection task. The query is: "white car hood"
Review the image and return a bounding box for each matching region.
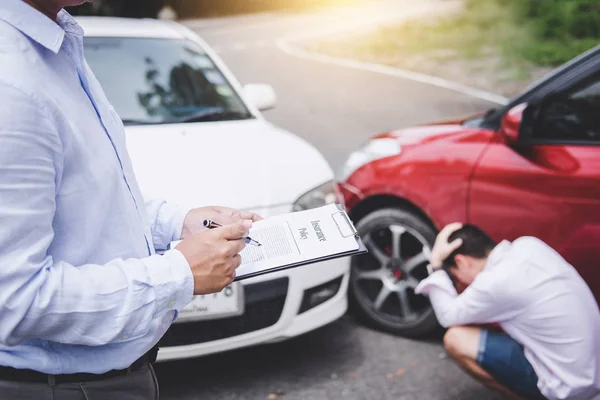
[125,119,333,211]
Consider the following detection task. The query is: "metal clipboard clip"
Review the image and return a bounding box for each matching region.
[331,204,358,238]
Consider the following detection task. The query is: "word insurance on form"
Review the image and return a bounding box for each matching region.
[235,204,366,281]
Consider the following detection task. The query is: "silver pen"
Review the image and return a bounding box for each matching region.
[203,219,262,247]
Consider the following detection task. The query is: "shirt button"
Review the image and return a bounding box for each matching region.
[168,300,176,308]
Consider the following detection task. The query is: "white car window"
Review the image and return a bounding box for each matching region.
[84,37,253,125]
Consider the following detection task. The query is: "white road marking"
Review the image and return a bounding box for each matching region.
[276,43,509,105]
[274,2,510,105]
[189,0,510,105]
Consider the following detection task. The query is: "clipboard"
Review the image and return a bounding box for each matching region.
[234,204,367,281]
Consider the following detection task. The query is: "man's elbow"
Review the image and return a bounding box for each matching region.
[438,318,452,329]
[432,310,455,329]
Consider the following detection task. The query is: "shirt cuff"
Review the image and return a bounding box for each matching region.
[153,202,192,250]
[415,270,457,296]
[145,249,194,316]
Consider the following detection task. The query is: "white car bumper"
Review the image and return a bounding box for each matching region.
[156,256,350,361]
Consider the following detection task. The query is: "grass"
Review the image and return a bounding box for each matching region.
[507,0,600,66]
[388,2,520,57]
[312,0,597,66]
[306,0,598,96]
[315,1,534,69]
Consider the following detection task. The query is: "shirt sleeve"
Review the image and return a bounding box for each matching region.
[0,82,194,347]
[145,199,191,252]
[415,270,520,328]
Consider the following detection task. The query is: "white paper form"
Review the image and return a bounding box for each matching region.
[236,203,360,279]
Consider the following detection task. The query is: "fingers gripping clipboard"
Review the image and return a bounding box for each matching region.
[234,204,368,281]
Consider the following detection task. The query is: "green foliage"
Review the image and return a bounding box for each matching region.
[499,0,600,65]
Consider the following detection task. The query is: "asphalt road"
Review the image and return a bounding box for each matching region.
[157,1,501,399]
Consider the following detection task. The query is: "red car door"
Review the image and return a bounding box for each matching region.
[468,73,600,299]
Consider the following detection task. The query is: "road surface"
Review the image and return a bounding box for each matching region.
[157,1,501,399]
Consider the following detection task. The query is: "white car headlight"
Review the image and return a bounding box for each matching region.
[338,138,401,181]
[293,180,343,212]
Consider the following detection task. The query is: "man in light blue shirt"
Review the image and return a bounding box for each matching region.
[0,0,260,398]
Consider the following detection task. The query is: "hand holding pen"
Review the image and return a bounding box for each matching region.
[203,219,262,247]
[175,220,250,295]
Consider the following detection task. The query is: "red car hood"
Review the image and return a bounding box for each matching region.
[375,123,467,145]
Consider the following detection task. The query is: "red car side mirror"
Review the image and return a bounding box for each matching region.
[501,103,527,144]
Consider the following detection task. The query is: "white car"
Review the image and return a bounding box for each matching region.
[78,17,350,361]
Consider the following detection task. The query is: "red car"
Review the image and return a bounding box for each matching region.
[339,46,600,337]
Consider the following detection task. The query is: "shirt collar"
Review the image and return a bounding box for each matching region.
[485,240,512,269]
[0,1,83,54]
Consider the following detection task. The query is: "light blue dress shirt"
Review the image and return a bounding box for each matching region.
[0,1,194,374]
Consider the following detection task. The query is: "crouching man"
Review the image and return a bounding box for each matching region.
[415,223,600,400]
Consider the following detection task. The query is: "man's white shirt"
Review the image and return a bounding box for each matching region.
[416,238,600,400]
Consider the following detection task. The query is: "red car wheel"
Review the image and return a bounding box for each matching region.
[350,207,440,337]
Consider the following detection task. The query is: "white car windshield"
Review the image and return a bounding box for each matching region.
[84,37,254,125]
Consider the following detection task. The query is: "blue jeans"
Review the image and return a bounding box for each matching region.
[477,329,546,399]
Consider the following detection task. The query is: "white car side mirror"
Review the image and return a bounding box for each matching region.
[243,83,277,112]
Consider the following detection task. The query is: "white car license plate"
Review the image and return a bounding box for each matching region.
[177,283,244,322]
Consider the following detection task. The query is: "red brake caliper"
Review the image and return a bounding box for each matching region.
[385,246,402,279]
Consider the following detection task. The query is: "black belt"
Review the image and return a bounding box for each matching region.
[0,346,158,385]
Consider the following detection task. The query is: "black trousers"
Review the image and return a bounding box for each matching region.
[0,363,159,400]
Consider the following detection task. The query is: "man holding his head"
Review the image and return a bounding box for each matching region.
[416,223,600,400]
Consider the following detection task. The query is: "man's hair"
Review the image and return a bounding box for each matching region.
[442,224,496,269]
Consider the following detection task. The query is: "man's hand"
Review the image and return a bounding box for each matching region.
[181,206,262,240]
[429,222,464,271]
[175,220,251,295]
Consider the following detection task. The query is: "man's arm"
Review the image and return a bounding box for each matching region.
[145,199,190,252]
[415,271,520,328]
[0,83,194,346]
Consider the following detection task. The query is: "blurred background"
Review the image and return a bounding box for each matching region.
[68,0,360,18]
[68,1,599,399]
[70,0,600,98]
